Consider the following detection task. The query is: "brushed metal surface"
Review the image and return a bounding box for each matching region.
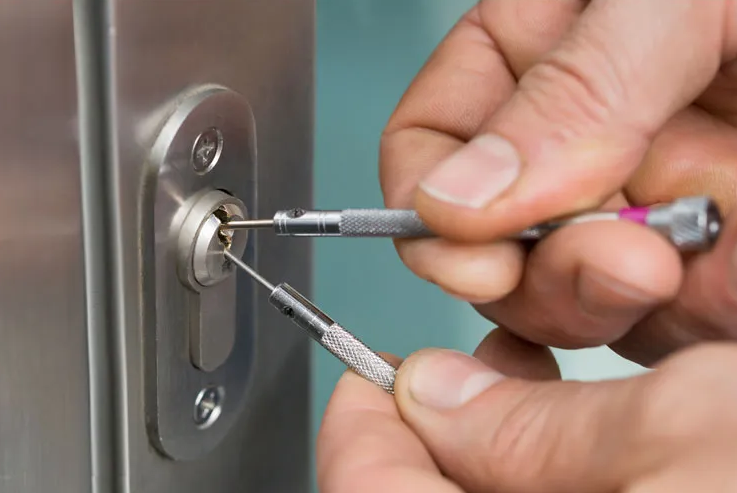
[87,0,314,491]
[145,88,256,459]
[0,1,92,492]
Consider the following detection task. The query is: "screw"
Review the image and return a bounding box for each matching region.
[194,386,224,428]
[191,127,223,174]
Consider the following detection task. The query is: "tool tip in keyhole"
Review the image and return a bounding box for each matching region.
[219,219,275,231]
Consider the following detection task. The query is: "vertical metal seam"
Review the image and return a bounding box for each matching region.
[72,0,130,491]
[103,0,132,488]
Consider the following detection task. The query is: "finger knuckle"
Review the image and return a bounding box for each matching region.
[480,385,563,489]
[517,36,631,139]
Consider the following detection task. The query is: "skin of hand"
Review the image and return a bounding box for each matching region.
[317,332,737,493]
[380,0,737,366]
[318,1,737,490]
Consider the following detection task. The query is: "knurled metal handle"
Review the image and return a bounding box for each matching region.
[645,196,722,251]
[339,209,432,238]
[319,323,397,393]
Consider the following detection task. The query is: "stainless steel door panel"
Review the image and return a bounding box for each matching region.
[79,1,315,491]
[0,2,91,492]
[0,0,314,491]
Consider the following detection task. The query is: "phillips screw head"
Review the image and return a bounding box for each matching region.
[193,386,224,429]
[191,127,223,174]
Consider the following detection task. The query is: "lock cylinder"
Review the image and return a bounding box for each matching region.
[177,189,249,291]
[173,188,250,374]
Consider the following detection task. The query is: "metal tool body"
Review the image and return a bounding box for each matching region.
[222,196,722,252]
[218,195,723,392]
[224,250,397,393]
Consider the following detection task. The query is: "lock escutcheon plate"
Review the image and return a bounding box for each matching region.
[142,85,257,461]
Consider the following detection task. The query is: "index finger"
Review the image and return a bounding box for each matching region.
[316,370,462,493]
[379,2,583,302]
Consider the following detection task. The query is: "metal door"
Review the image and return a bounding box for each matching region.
[0,1,314,491]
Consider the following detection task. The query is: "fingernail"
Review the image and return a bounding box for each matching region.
[577,267,658,317]
[406,350,504,410]
[419,134,521,209]
[442,288,494,305]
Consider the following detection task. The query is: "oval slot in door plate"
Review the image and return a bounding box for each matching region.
[141,85,257,460]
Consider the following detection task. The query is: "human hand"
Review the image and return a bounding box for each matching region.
[380,0,737,365]
[318,331,737,492]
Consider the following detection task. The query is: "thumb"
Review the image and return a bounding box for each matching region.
[394,346,737,493]
[416,0,734,241]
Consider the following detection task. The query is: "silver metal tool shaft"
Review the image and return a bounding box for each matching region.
[225,208,430,237]
[227,219,275,230]
[221,196,723,252]
[224,250,274,290]
[224,250,397,393]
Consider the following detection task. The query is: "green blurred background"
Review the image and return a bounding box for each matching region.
[311,1,644,488]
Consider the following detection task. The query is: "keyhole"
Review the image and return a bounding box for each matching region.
[213,207,233,249]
